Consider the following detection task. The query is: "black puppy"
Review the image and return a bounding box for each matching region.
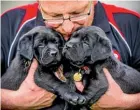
[1,26,63,90]
[63,26,140,105]
[1,26,86,106]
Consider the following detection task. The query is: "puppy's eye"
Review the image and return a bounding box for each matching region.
[82,37,89,44]
[42,40,46,44]
[54,41,58,44]
[38,43,45,48]
[38,45,45,48]
[83,37,88,41]
[51,40,58,44]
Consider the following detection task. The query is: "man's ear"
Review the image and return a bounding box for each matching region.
[91,36,112,63]
[18,34,33,60]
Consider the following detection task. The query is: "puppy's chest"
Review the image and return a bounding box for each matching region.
[64,70,76,91]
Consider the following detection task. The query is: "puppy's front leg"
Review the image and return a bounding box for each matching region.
[106,56,140,94]
[34,68,86,105]
[1,56,30,90]
[83,67,108,105]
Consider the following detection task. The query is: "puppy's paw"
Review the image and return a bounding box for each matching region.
[63,92,86,105]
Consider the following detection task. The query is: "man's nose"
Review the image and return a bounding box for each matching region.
[61,20,74,35]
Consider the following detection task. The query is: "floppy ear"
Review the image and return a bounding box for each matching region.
[52,31,65,53]
[91,34,112,63]
[58,33,65,48]
[54,31,65,47]
[18,34,33,60]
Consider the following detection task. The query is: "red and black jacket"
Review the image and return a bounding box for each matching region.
[1,1,140,82]
[1,1,140,74]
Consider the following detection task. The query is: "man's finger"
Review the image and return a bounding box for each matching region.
[25,59,38,82]
[103,68,116,85]
[27,59,38,76]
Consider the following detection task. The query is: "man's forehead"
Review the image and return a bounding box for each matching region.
[39,1,89,14]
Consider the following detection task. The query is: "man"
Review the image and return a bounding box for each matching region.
[1,1,140,109]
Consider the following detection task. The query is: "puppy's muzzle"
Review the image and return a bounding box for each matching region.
[50,50,57,57]
[63,43,85,65]
[41,48,60,65]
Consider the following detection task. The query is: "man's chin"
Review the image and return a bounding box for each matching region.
[63,35,71,41]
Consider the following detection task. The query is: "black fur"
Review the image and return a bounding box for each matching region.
[63,26,140,105]
[1,26,87,106]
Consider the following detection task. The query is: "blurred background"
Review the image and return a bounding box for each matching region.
[1,1,140,14]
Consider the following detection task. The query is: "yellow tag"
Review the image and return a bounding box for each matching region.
[73,72,82,82]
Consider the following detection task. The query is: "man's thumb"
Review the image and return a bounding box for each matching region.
[26,59,38,80]
[103,68,115,85]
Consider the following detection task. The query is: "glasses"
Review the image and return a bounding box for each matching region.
[39,2,92,27]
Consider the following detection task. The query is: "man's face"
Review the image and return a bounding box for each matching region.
[39,1,95,40]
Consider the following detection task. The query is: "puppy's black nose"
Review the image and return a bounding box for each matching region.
[50,51,57,56]
[65,42,73,49]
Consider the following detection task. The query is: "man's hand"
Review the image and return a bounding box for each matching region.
[2,59,56,109]
[94,68,125,109]
[75,68,126,109]
[91,68,140,110]
[75,68,140,110]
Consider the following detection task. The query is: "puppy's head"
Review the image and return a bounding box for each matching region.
[18,26,64,67]
[63,26,112,67]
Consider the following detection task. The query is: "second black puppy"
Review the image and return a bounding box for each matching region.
[1,26,86,105]
[63,26,140,105]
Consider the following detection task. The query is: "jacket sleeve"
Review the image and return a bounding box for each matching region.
[130,17,140,72]
[1,7,26,76]
[114,13,140,72]
[1,12,11,75]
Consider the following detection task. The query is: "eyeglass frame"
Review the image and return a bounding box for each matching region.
[39,1,92,25]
